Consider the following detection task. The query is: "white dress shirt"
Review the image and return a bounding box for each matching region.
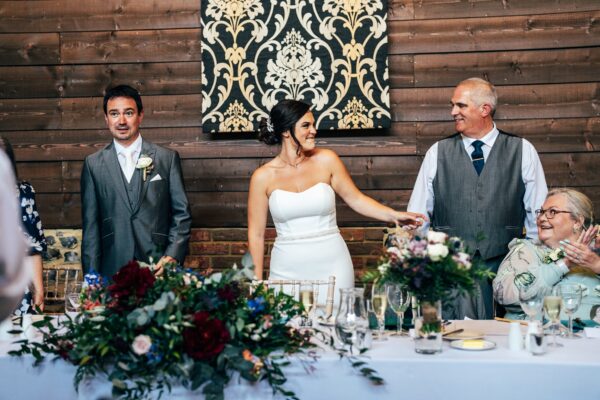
[113,135,142,182]
[407,124,548,240]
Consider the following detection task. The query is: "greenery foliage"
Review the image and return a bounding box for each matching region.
[10,255,382,399]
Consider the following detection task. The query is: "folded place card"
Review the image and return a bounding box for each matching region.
[584,327,600,338]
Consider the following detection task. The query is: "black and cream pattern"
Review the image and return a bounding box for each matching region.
[201,0,390,132]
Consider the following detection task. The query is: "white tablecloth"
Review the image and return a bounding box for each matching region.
[0,320,598,400]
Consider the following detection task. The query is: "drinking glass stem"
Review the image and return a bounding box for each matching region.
[552,323,558,346]
[378,317,385,338]
[396,312,404,335]
[567,314,573,338]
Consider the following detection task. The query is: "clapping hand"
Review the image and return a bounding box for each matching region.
[560,225,600,273]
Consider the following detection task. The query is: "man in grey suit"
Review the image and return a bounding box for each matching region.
[81,85,192,278]
[408,78,548,319]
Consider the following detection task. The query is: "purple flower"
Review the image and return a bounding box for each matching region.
[409,238,427,257]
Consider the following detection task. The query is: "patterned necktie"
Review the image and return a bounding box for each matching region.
[471,140,485,175]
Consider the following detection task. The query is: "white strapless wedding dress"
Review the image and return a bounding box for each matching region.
[268,182,354,306]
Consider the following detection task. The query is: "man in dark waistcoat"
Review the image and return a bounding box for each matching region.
[408,78,548,319]
[81,85,191,279]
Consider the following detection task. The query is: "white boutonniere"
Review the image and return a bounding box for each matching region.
[136,154,154,181]
[542,247,566,264]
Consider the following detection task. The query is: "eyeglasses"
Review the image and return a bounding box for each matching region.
[535,208,573,219]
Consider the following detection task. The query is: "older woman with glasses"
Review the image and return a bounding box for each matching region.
[493,188,600,320]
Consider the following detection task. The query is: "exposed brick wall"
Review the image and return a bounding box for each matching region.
[184,227,387,281]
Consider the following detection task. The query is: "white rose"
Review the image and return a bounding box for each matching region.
[132,334,152,355]
[427,243,449,261]
[378,261,390,274]
[387,247,402,258]
[136,155,153,169]
[427,231,448,244]
[182,273,192,286]
[548,248,564,261]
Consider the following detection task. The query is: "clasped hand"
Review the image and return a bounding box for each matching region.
[393,211,428,230]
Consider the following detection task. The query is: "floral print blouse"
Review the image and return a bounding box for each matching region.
[493,238,600,320]
[14,181,47,316]
[18,181,47,255]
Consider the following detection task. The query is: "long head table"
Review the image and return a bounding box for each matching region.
[0,320,598,399]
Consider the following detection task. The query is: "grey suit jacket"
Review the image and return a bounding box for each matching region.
[81,139,192,278]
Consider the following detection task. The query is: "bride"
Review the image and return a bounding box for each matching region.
[247,100,426,304]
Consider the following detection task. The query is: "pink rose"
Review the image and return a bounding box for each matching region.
[132,334,152,355]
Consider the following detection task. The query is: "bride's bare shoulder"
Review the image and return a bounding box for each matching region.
[250,158,279,185]
[311,148,341,166]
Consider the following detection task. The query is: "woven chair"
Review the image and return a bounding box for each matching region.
[43,264,82,313]
[251,276,336,319]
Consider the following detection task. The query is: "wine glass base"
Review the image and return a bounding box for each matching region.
[373,335,388,341]
[560,332,582,339]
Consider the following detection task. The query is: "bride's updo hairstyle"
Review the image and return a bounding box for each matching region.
[258,100,311,152]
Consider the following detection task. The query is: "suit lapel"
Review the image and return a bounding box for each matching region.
[132,140,156,214]
[101,143,133,213]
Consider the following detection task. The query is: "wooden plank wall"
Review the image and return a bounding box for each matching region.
[0,0,599,229]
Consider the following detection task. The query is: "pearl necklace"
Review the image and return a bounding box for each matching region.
[277,154,306,168]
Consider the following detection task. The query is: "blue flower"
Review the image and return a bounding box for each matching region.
[247,297,266,315]
[146,344,163,364]
[84,270,102,287]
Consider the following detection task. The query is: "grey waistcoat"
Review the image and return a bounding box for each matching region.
[120,168,145,260]
[432,132,525,260]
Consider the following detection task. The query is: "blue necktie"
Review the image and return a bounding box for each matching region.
[471,140,485,175]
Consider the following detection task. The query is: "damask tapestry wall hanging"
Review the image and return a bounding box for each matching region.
[201,0,390,133]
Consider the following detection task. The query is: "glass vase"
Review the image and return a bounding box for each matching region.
[414,300,442,354]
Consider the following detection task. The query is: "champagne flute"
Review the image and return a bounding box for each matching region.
[556,284,582,339]
[386,284,411,335]
[369,285,388,341]
[299,283,314,326]
[64,281,83,320]
[518,286,543,323]
[543,294,563,347]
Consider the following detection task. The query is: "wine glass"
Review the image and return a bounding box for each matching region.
[543,294,563,347]
[556,284,582,339]
[368,285,388,341]
[299,283,314,326]
[386,284,411,335]
[518,286,543,323]
[65,281,83,320]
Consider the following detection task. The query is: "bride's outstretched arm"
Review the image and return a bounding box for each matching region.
[325,149,427,227]
[248,168,270,279]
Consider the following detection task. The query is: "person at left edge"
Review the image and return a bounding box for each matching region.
[81,85,192,278]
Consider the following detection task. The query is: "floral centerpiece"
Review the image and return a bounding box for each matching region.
[366,230,494,353]
[11,256,381,399]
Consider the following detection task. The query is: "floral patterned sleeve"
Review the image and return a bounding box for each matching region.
[19,181,47,255]
[493,238,565,306]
